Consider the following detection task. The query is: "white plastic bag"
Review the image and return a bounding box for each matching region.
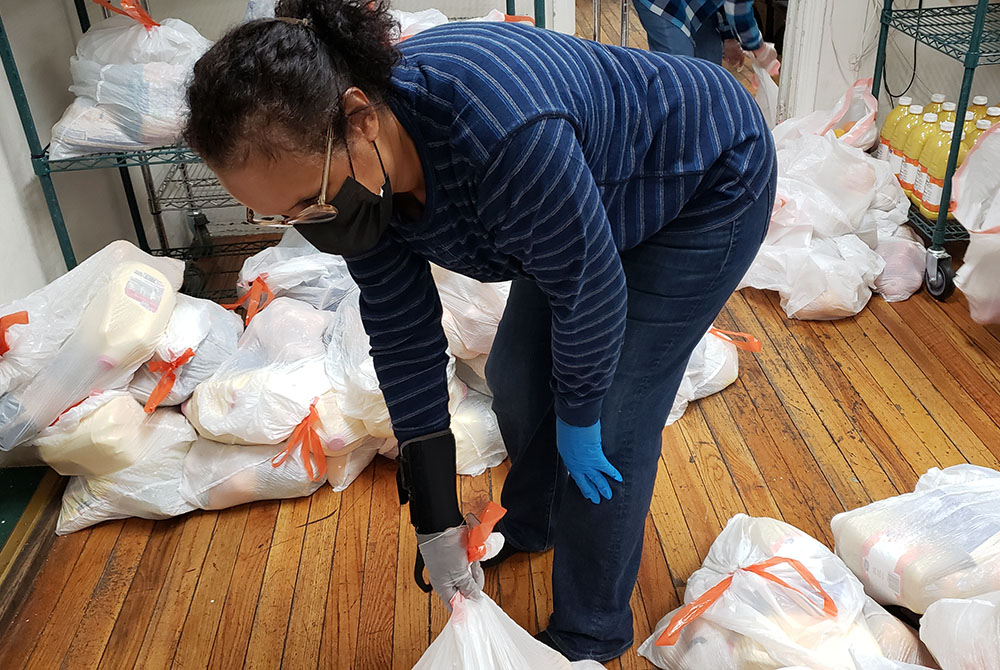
[184,297,333,445]
[56,409,196,534]
[432,266,510,360]
[32,391,149,477]
[751,56,779,129]
[953,123,1000,232]
[324,291,466,439]
[1,254,179,450]
[50,8,211,159]
[326,435,397,493]
[452,390,506,476]
[862,600,938,668]
[955,227,1000,324]
[414,592,605,670]
[920,591,1000,670]
[667,329,745,426]
[0,240,183,398]
[639,515,917,670]
[875,236,926,303]
[390,9,449,41]
[130,294,244,410]
[832,465,1000,614]
[179,436,326,510]
[773,79,879,151]
[236,229,357,313]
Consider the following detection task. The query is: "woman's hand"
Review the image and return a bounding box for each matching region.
[417,525,485,609]
[556,418,622,504]
[724,39,744,69]
[752,42,780,77]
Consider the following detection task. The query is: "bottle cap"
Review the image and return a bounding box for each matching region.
[966,111,975,121]
[943,102,957,111]
[930,93,946,104]
[899,95,914,107]
[973,95,989,106]
[923,113,938,123]
[909,104,924,114]
[976,119,992,130]
[988,106,1000,117]
[940,121,956,132]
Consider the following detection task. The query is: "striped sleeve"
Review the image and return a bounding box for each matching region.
[716,10,739,41]
[725,1,763,50]
[344,237,452,443]
[476,117,627,428]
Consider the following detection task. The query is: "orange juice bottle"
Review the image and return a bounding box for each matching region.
[919,121,968,221]
[963,118,992,153]
[925,93,946,116]
[900,112,939,204]
[889,104,924,178]
[914,121,948,206]
[877,96,912,162]
[970,95,989,120]
[940,101,957,124]
[962,111,978,142]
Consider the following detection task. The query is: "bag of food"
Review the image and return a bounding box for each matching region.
[667,328,759,426]
[431,266,509,360]
[920,591,1000,670]
[49,2,211,159]
[773,79,879,151]
[639,515,931,670]
[326,435,398,492]
[452,390,506,476]
[955,226,1000,324]
[130,294,244,411]
[56,409,196,534]
[179,435,326,510]
[184,297,333,445]
[832,465,1000,614]
[1,255,179,450]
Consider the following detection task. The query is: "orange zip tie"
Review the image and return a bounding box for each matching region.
[0,311,28,357]
[143,348,196,413]
[467,502,507,562]
[656,555,839,646]
[91,0,160,29]
[709,327,763,353]
[503,14,535,24]
[272,399,327,482]
[222,275,274,326]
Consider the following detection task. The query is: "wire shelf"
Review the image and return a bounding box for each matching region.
[152,234,280,303]
[889,3,1000,65]
[150,237,280,261]
[905,207,970,244]
[42,145,201,173]
[154,162,239,212]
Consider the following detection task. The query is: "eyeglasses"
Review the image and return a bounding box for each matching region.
[246,121,339,226]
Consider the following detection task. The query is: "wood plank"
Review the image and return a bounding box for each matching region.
[660,425,724,559]
[61,519,154,670]
[490,457,536,635]
[318,464,375,670]
[909,292,1000,389]
[684,406,749,524]
[206,502,279,670]
[172,505,250,670]
[25,521,125,670]
[282,487,341,670]
[131,511,218,669]
[648,445,702,599]
[0,527,90,669]
[354,458,402,669]
[98,518,185,670]
[634,514,678,634]
[392,487,430,670]
[244,495,312,669]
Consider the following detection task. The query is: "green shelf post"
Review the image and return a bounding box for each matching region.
[535,0,546,29]
[871,0,894,100]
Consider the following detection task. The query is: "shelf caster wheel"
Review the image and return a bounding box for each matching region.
[924,256,955,302]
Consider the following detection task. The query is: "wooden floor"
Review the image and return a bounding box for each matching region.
[3,286,999,670]
[4,8,1000,670]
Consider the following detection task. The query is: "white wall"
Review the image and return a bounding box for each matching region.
[782,0,1000,122]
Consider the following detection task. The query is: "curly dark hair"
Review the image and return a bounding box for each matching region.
[184,0,399,169]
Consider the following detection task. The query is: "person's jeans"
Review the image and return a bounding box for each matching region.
[631,1,723,63]
[485,172,776,661]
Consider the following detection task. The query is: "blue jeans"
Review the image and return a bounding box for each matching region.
[485,172,776,661]
[631,1,723,63]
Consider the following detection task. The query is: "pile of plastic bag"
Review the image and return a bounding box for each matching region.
[638,514,936,670]
[954,123,1000,324]
[49,1,211,159]
[920,591,1000,670]
[740,79,926,319]
[832,464,1000,615]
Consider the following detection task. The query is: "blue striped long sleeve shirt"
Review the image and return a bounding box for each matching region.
[345,22,773,442]
[638,0,764,50]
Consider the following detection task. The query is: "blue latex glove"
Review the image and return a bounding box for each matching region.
[556,418,623,504]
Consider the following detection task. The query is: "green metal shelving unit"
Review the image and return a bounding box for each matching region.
[872,0,1000,301]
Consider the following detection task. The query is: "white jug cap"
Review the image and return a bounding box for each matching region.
[988,106,1000,116]
[930,93,946,104]
[966,111,975,121]
[898,95,913,107]
[977,119,992,130]
[909,104,924,114]
[923,113,938,123]
[973,95,989,106]
[943,101,957,111]
[940,121,956,132]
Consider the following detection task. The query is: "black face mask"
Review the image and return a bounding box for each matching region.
[294,144,393,258]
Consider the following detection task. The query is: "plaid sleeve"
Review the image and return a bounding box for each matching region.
[725,1,763,50]
[716,11,738,41]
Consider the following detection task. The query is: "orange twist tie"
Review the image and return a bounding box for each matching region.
[656,556,839,646]
[504,14,535,24]
[272,400,327,482]
[143,348,196,413]
[709,327,763,353]
[0,311,29,357]
[466,501,507,563]
[91,0,160,28]
[222,275,274,326]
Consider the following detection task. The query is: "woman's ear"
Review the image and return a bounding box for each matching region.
[341,87,380,142]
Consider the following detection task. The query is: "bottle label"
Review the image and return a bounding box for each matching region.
[862,535,906,604]
[923,180,943,210]
[914,169,929,198]
[125,270,165,313]
[889,150,904,176]
[876,140,890,162]
[899,160,918,188]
